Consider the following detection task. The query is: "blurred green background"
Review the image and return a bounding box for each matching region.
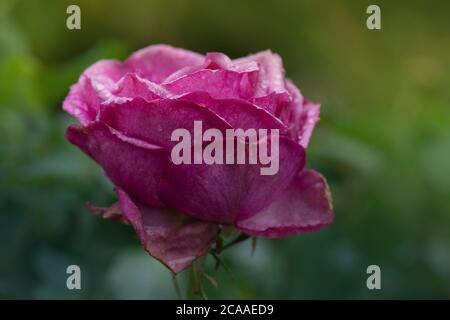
[1,0,450,299]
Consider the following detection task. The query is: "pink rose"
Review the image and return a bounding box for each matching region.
[64,44,333,273]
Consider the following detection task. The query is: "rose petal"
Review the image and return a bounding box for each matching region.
[116,189,218,274]
[203,52,232,69]
[164,68,258,100]
[204,52,259,73]
[66,123,168,207]
[108,73,172,103]
[278,80,304,129]
[179,92,288,132]
[280,80,320,148]
[163,52,258,83]
[63,60,128,125]
[253,91,292,116]
[297,99,320,148]
[83,59,127,82]
[99,97,232,148]
[158,136,305,224]
[236,169,334,238]
[233,50,286,96]
[125,44,204,84]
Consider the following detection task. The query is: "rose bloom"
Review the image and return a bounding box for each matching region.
[64,45,333,273]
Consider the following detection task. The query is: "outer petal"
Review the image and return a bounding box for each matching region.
[279,80,320,148]
[236,169,334,238]
[158,136,305,224]
[63,60,128,125]
[116,189,218,274]
[297,99,320,149]
[66,123,168,207]
[125,44,204,84]
[99,97,232,149]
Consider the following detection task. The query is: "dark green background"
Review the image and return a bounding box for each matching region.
[1,0,449,299]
